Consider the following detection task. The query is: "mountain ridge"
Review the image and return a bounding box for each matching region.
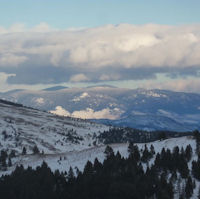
[1,87,200,131]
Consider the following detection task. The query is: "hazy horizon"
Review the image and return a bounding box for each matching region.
[0,1,200,93]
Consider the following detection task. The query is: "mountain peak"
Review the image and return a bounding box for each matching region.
[42,86,68,91]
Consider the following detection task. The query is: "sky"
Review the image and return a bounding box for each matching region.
[0,0,200,92]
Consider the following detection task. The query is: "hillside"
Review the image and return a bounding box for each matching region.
[0,135,199,199]
[0,99,200,198]
[0,99,109,156]
[0,136,195,175]
[1,87,200,131]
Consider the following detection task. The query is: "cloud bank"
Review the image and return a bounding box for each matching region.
[0,23,200,85]
[50,106,122,120]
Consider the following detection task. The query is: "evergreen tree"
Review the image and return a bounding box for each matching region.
[32,145,40,154]
[128,142,134,156]
[192,159,200,180]
[185,145,192,162]
[193,130,200,154]
[8,157,12,167]
[133,145,140,162]
[68,167,74,181]
[83,161,93,176]
[93,158,102,173]
[185,176,194,198]
[150,144,155,155]
[9,150,16,158]
[0,150,8,170]
[128,142,140,162]
[104,145,114,159]
[141,145,152,163]
[179,158,189,179]
[22,147,27,155]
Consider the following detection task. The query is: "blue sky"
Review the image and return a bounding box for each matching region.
[0,0,200,28]
[0,1,200,93]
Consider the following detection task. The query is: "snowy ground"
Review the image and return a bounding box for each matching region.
[0,101,109,155]
[0,100,199,198]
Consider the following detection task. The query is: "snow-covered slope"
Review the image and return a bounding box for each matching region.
[1,87,200,131]
[0,102,198,198]
[15,136,197,173]
[0,136,196,178]
[0,100,109,156]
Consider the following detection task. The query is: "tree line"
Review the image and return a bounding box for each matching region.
[0,139,199,199]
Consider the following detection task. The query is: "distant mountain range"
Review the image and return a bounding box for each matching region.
[1,86,200,131]
[42,86,68,91]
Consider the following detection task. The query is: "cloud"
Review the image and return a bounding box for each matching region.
[140,78,200,93]
[72,92,90,102]
[0,53,27,67]
[50,106,122,120]
[69,74,89,82]
[50,106,71,117]
[0,23,200,85]
[71,108,120,120]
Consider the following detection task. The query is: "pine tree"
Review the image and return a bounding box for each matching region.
[193,130,200,154]
[179,158,189,179]
[9,150,16,158]
[104,145,114,159]
[83,161,93,176]
[68,167,74,181]
[185,176,194,198]
[128,142,134,155]
[141,145,151,163]
[0,150,8,170]
[8,157,12,167]
[133,145,140,162]
[192,159,200,180]
[93,158,102,173]
[185,145,192,162]
[32,145,40,154]
[22,147,27,155]
[150,144,155,155]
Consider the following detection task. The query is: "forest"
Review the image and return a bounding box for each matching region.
[0,132,200,199]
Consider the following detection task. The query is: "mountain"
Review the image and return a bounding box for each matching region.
[0,99,109,157]
[1,87,200,131]
[42,85,68,91]
[0,99,199,198]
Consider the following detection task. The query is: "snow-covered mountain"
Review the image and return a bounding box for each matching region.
[1,87,200,131]
[0,99,200,198]
[0,99,109,156]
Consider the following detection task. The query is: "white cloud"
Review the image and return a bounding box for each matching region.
[30,22,54,33]
[140,78,200,93]
[1,23,200,85]
[99,74,120,81]
[50,106,70,117]
[0,53,27,67]
[69,74,89,82]
[50,106,122,120]
[72,92,90,102]
[71,108,121,120]
[34,97,45,105]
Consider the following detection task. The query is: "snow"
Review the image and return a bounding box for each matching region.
[50,106,71,117]
[34,97,45,105]
[0,101,109,156]
[0,136,196,176]
[51,106,123,120]
[141,90,167,98]
[0,100,199,198]
[72,92,90,102]
[1,87,200,132]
